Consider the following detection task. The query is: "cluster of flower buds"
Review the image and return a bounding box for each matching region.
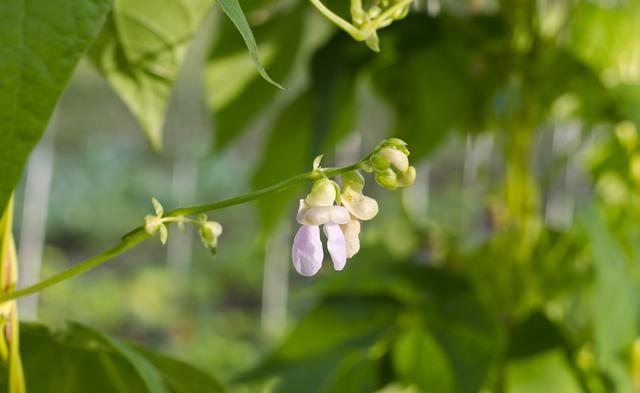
[292,138,415,276]
[144,198,223,253]
[351,0,413,51]
[367,138,416,190]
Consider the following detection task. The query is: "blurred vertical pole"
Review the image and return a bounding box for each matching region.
[544,122,580,229]
[166,74,199,281]
[17,113,57,320]
[261,222,291,340]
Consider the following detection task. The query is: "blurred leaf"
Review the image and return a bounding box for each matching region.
[216,0,283,90]
[506,350,582,393]
[583,207,638,365]
[426,293,503,393]
[70,323,170,393]
[252,35,365,235]
[205,4,305,149]
[392,326,454,393]
[569,1,640,85]
[133,345,227,393]
[505,313,583,393]
[11,322,224,393]
[238,296,399,392]
[252,92,314,236]
[89,0,211,150]
[0,0,111,213]
[372,15,506,159]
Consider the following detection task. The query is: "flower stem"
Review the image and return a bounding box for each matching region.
[0,162,365,302]
[308,0,365,40]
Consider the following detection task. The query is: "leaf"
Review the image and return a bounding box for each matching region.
[69,323,170,393]
[505,313,582,393]
[371,15,506,160]
[252,35,364,235]
[392,326,455,393]
[506,350,583,393]
[252,92,315,236]
[89,0,211,150]
[0,0,112,213]
[238,296,399,393]
[205,4,305,149]
[11,322,225,393]
[216,0,283,90]
[583,207,638,387]
[132,346,226,393]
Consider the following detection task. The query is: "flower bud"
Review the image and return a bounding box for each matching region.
[342,170,365,193]
[376,138,410,156]
[144,215,163,235]
[371,147,409,173]
[374,170,399,190]
[199,216,223,251]
[306,178,337,206]
[397,166,416,188]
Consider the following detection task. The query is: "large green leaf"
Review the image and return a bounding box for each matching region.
[392,326,455,393]
[583,207,638,390]
[205,4,305,149]
[133,345,227,393]
[372,15,506,159]
[237,296,399,393]
[505,313,583,393]
[89,0,211,150]
[0,0,111,213]
[4,322,225,393]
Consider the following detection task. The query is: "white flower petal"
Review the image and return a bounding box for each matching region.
[292,225,324,276]
[342,193,378,221]
[340,216,361,258]
[324,222,347,271]
[297,205,350,226]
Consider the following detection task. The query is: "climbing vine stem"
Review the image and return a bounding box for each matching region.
[0,161,365,303]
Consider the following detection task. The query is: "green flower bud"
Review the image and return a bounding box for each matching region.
[397,166,416,188]
[342,170,365,193]
[375,138,410,156]
[371,147,409,173]
[306,178,338,206]
[144,215,163,235]
[374,169,399,190]
[198,215,223,252]
[144,198,168,244]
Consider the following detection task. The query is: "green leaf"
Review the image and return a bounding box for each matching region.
[372,15,505,160]
[0,0,111,213]
[505,313,582,393]
[205,4,305,149]
[133,346,227,393]
[506,350,583,393]
[11,322,225,393]
[89,0,211,150]
[252,36,363,235]
[238,296,399,393]
[252,92,315,236]
[216,0,283,90]
[583,207,638,388]
[392,326,455,393]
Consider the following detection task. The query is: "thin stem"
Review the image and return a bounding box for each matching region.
[308,0,365,40]
[0,162,365,303]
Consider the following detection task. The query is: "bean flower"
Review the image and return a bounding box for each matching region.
[340,170,378,258]
[292,178,350,276]
[291,138,415,276]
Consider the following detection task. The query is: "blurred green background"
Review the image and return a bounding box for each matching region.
[10,0,640,391]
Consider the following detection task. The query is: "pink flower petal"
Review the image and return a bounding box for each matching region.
[292,225,323,276]
[323,222,347,271]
